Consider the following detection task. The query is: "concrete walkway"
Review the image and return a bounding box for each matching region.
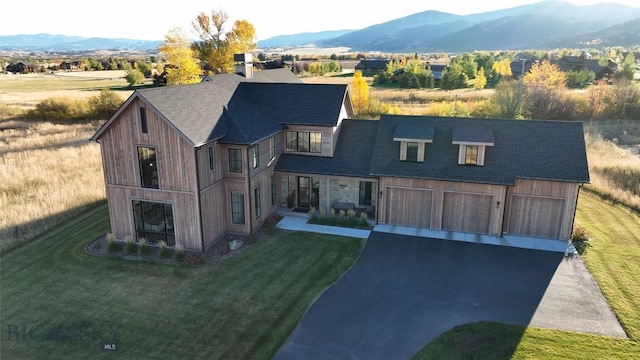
[275,217,627,359]
[277,215,371,239]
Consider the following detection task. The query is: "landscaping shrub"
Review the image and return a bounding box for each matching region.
[174,243,185,262]
[264,216,280,235]
[571,225,591,255]
[27,97,88,120]
[158,240,170,259]
[124,235,137,254]
[105,233,121,253]
[138,238,151,255]
[184,252,205,265]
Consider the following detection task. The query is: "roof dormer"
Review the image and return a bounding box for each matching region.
[393,123,434,162]
[452,125,494,166]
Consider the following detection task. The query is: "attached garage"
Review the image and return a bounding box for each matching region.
[506,195,565,239]
[386,187,433,228]
[441,191,493,234]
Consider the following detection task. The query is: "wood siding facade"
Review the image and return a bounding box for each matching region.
[378,177,581,241]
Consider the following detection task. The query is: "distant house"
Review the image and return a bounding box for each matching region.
[355,59,390,76]
[59,61,81,71]
[426,63,447,81]
[510,59,535,79]
[6,62,39,73]
[92,54,590,252]
[554,56,617,80]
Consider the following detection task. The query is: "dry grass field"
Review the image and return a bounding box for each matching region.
[0,120,105,253]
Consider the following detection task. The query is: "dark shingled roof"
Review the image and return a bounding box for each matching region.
[275,119,378,178]
[452,124,495,144]
[114,69,348,146]
[369,115,590,185]
[393,122,434,142]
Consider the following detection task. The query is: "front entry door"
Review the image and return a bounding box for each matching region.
[298,177,310,208]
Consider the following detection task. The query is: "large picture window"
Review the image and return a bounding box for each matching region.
[231,192,245,224]
[359,181,373,206]
[132,200,175,245]
[228,148,242,173]
[137,146,158,189]
[285,131,321,153]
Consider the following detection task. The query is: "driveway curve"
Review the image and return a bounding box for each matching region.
[275,232,625,360]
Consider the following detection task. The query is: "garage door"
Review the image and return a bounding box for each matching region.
[386,187,432,228]
[442,192,493,234]
[507,195,565,239]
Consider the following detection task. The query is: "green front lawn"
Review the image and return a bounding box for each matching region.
[0,202,364,359]
[414,189,640,359]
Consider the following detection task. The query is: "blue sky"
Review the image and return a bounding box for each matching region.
[1,0,638,41]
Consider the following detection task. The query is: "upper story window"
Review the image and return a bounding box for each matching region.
[464,145,479,165]
[393,123,433,162]
[137,146,158,189]
[286,131,321,153]
[406,142,419,162]
[228,148,242,173]
[208,146,215,171]
[251,145,259,169]
[452,125,494,167]
[269,137,275,161]
[140,107,148,133]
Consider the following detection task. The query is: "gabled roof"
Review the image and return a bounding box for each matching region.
[369,115,589,185]
[91,69,351,147]
[275,119,378,178]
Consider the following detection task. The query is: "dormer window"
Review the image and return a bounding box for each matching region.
[393,123,434,162]
[452,125,494,166]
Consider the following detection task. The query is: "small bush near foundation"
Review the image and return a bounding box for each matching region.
[184,252,205,265]
[158,240,170,259]
[265,218,279,235]
[219,243,230,256]
[246,233,257,245]
[174,243,184,262]
[138,238,151,255]
[124,235,137,254]
[571,225,591,255]
[105,233,121,253]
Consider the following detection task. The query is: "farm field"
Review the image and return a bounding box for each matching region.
[0,70,134,109]
[1,71,639,358]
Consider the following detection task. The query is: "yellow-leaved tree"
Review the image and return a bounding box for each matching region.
[351,70,369,115]
[492,58,512,79]
[522,60,573,120]
[157,28,202,85]
[192,9,256,74]
[474,67,487,90]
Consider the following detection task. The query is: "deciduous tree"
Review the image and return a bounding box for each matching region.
[474,67,487,90]
[157,27,202,85]
[351,70,369,115]
[192,9,256,74]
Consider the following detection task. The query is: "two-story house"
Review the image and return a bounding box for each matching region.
[92,54,589,252]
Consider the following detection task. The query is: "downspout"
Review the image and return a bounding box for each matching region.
[194,147,205,251]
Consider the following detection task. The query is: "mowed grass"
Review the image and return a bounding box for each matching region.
[0,203,364,359]
[414,190,640,359]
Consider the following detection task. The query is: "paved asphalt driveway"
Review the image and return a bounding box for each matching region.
[275,232,625,360]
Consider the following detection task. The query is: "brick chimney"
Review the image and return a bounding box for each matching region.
[234,53,253,78]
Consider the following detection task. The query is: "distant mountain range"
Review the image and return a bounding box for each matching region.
[1,1,639,53]
[0,34,162,52]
